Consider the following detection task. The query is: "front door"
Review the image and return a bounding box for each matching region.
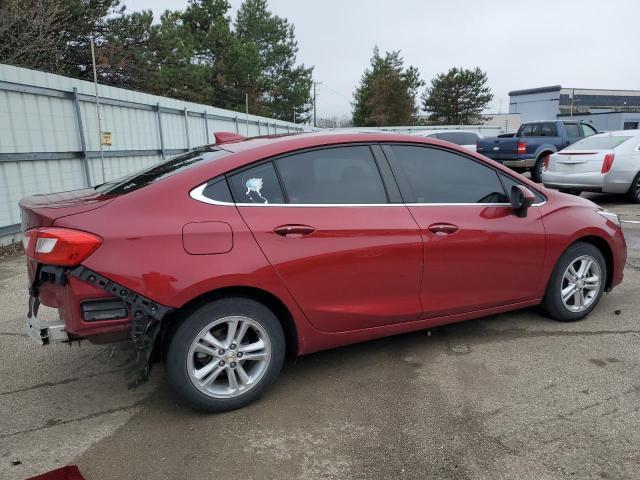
[229,145,424,333]
[384,144,547,318]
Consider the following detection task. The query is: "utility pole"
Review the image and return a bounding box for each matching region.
[245,93,249,136]
[90,36,106,184]
[313,81,322,128]
[293,107,296,125]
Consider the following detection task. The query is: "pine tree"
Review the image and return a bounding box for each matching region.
[421,67,493,125]
[352,47,423,127]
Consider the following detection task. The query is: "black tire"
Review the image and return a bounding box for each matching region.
[165,297,285,412]
[559,188,582,196]
[531,155,547,183]
[625,172,640,204]
[541,242,607,322]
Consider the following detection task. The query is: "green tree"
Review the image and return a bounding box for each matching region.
[235,0,313,122]
[421,67,493,124]
[352,47,423,127]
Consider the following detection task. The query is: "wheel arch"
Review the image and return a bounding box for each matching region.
[155,285,299,363]
[535,147,556,161]
[569,235,614,291]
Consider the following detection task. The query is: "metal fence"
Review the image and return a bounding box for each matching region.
[0,64,310,244]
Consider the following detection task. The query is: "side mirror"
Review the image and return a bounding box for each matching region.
[510,185,535,218]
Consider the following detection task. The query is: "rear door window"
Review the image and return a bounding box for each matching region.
[388,145,508,204]
[229,162,285,204]
[564,123,581,137]
[275,146,388,204]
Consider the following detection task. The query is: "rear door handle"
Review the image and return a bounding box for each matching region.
[274,225,316,237]
[427,223,459,236]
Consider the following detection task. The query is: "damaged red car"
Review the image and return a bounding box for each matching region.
[20,131,626,411]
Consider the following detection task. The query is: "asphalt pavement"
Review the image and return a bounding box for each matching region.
[1,193,638,480]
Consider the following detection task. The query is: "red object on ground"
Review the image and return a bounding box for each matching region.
[27,466,85,480]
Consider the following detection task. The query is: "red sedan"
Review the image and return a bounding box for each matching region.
[20,132,627,411]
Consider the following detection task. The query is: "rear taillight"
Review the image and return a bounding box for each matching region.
[23,227,102,266]
[543,154,550,170]
[517,142,527,155]
[601,153,615,174]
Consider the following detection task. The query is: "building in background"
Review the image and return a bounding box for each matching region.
[509,85,640,130]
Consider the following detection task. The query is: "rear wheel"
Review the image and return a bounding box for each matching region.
[166,297,285,412]
[531,154,547,183]
[625,172,640,203]
[541,242,606,322]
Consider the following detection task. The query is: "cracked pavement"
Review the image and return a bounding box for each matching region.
[1,193,639,480]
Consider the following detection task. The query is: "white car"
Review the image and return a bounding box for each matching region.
[542,130,640,203]
[411,129,482,150]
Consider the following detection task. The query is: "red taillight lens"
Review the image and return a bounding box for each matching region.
[543,154,550,170]
[601,153,615,174]
[23,227,102,266]
[517,142,527,155]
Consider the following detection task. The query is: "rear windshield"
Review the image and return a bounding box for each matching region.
[566,135,633,151]
[95,147,229,195]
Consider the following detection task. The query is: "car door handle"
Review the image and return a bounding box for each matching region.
[274,225,316,237]
[427,223,459,236]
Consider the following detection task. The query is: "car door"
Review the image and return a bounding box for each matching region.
[228,144,424,333]
[384,144,547,318]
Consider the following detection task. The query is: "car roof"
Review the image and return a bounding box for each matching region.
[590,129,640,137]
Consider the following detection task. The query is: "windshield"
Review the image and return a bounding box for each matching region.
[96,147,229,195]
[566,135,634,151]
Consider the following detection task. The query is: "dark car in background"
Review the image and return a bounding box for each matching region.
[477,120,598,182]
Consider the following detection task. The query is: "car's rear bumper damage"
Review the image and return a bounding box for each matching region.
[27,264,173,378]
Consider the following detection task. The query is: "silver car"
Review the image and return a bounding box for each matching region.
[542,130,640,203]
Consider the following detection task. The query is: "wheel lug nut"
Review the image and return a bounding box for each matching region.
[230,362,236,368]
[230,343,236,350]
[237,352,243,358]
[218,349,225,355]
[219,360,225,367]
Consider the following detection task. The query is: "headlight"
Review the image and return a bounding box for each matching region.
[596,209,621,226]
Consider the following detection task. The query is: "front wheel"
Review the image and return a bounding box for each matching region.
[541,242,606,322]
[166,297,285,412]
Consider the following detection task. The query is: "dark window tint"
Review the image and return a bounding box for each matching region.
[518,123,543,137]
[435,131,480,145]
[390,146,507,204]
[201,178,233,203]
[623,121,639,130]
[276,146,388,204]
[582,123,598,136]
[229,162,284,204]
[539,123,558,136]
[564,123,581,137]
[96,147,229,195]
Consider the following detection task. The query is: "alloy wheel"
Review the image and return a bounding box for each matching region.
[187,315,271,398]
[560,255,601,313]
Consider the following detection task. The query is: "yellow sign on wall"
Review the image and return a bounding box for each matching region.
[101,131,112,146]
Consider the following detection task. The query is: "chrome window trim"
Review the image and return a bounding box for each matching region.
[190,182,547,207]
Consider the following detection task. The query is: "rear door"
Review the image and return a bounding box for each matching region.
[384,144,547,318]
[229,145,423,333]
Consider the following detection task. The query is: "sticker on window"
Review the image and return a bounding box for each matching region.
[245,177,268,203]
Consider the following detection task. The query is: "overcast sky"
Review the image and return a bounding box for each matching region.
[124,0,639,120]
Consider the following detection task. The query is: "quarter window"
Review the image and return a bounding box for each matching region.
[581,123,598,136]
[389,146,507,204]
[275,146,388,204]
[229,162,285,204]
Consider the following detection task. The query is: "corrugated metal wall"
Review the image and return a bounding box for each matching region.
[0,64,310,243]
